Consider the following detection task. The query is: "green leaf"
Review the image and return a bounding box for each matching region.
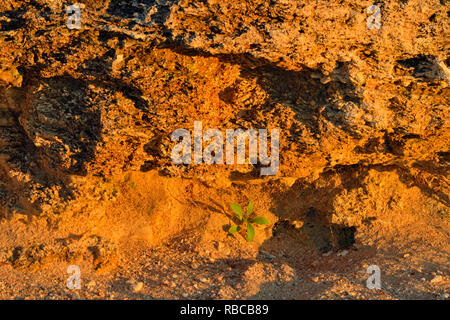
[228,225,240,234]
[251,217,269,225]
[230,203,243,221]
[246,201,253,218]
[246,223,255,242]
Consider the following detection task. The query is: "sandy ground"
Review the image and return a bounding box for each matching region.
[0,172,448,300]
[0,230,448,300]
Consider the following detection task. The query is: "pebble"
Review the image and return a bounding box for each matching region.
[292,221,304,229]
[337,250,349,257]
[131,282,144,293]
[430,275,443,284]
[115,54,123,64]
[86,281,96,290]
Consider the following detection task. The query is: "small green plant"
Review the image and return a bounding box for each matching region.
[129,181,137,190]
[228,201,269,242]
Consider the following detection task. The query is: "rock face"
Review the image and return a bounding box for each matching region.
[0,0,448,228]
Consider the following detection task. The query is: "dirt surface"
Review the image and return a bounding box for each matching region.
[0,0,448,300]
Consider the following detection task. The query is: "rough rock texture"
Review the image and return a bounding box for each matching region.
[0,0,448,300]
[0,0,448,214]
